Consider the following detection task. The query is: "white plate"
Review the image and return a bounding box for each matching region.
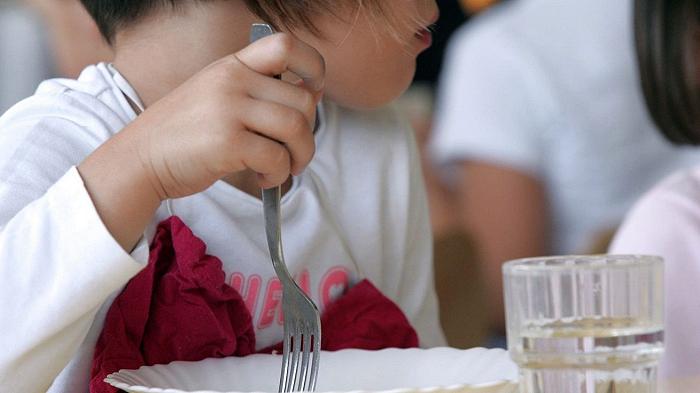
[105,347,518,393]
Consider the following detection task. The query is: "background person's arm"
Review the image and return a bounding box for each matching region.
[455,161,549,332]
[429,20,559,335]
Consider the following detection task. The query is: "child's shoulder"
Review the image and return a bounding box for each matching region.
[627,165,700,222]
[0,63,128,131]
[659,165,700,198]
[328,102,416,153]
[315,102,419,185]
[0,64,132,178]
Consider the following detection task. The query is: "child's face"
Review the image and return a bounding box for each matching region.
[294,0,439,109]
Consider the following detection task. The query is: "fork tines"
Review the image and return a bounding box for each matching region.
[280,319,321,392]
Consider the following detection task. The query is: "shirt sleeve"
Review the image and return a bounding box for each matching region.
[609,172,700,379]
[0,115,148,392]
[429,25,558,178]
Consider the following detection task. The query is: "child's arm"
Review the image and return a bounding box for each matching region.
[0,164,148,393]
[79,33,324,252]
[0,33,324,391]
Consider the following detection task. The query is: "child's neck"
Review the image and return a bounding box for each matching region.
[112,2,257,108]
[111,3,283,198]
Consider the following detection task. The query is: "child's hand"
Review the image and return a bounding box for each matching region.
[78,33,324,251]
[132,33,325,199]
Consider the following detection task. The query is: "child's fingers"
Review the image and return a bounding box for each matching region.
[248,77,318,131]
[234,33,325,92]
[240,98,315,175]
[236,131,292,188]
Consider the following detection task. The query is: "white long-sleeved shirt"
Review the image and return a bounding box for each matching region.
[0,63,446,392]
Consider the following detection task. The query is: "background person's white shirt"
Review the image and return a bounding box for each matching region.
[611,167,700,379]
[430,0,700,254]
[0,63,446,392]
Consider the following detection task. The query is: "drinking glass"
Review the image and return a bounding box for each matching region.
[503,255,664,393]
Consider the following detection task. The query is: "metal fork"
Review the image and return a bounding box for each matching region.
[252,23,321,393]
[262,187,322,393]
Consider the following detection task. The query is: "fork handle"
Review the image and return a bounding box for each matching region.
[262,187,296,282]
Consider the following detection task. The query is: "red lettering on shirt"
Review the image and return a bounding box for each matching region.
[231,266,353,329]
[230,273,262,314]
[258,278,282,329]
[319,266,350,307]
[297,269,311,296]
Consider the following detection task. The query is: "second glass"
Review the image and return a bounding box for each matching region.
[503,255,664,393]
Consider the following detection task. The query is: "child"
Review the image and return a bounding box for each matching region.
[0,1,445,392]
[610,0,700,379]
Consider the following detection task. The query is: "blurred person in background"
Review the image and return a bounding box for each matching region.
[23,0,112,77]
[0,0,52,113]
[0,0,111,113]
[610,0,700,379]
[428,0,700,342]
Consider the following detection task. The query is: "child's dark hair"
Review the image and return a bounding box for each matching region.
[79,0,388,45]
[635,0,700,144]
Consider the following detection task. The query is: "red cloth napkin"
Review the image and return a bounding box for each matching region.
[90,216,418,393]
[260,279,419,353]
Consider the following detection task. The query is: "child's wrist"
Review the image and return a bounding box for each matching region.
[134,147,170,204]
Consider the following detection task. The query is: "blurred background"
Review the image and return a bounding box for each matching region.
[0,0,112,112]
[401,0,700,350]
[3,0,700,351]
